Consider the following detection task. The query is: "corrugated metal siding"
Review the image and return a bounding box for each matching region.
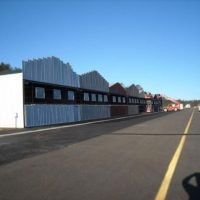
[126,85,140,115]
[79,71,110,121]
[80,105,110,121]
[109,83,127,95]
[128,105,139,115]
[25,104,81,127]
[22,57,80,87]
[135,85,145,98]
[126,84,139,97]
[139,92,145,98]
[80,71,109,92]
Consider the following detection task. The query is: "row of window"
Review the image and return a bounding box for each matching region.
[83,92,108,103]
[112,96,126,103]
[128,97,146,104]
[35,87,108,103]
[35,87,75,101]
[34,86,159,105]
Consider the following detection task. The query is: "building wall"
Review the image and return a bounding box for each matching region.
[110,105,128,117]
[80,71,110,121]
[139,91,145,98]
[109,83,127,96]
[24,104,81,127]
[23,57,81,127]
[109,83,128,117]
[0,73,24,128]
[23,57,80,87]
[126,84,139,97]
[0,57,154,128]
[135,85,146,98]
[80,105,110,121]
[80,71,109,92]
[126,84,140,115]
[128,105,139,115]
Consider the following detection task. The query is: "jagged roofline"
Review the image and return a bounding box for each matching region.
[111,83,139,90]
[21,57,154,94]
[22,56,76,71]
[109,82,126,89]
[128,83,136,87]
[80,70,108,83]
[24,56,65,64]
[126,83,138,89]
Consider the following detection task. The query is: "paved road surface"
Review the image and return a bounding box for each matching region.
[0,109,199,200]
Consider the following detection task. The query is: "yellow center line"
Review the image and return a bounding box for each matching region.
[154,109,195,200]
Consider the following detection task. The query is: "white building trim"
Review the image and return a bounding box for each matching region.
[0,73,24,128]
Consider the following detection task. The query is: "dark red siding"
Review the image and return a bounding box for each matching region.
[109,83,128,117]
[109,83,127,95]
[111,105,128,117]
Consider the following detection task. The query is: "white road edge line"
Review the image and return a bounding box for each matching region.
[0,113,154,138]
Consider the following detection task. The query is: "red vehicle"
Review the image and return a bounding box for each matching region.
[164,103,180,112]
[161,94,182,112]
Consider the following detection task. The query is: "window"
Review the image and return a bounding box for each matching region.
[112,96,117,103]
[129,97,132,103]
[147,100,152,104]
[122,97,126,104]
[118,96,121,103]
[53,89,61,100]
[134,99,137,104]
[91,93,97,102]
[35,87,45,99]
[68,90,75,101]
[98,94,103,102]
[84,92,90,101]
[103,95,108,102]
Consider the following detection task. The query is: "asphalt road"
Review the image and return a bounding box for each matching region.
[0,109,199,200]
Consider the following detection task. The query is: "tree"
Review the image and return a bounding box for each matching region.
[0,62,11,71]
[0,62,22,75]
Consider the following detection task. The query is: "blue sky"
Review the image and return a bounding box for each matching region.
[1,0,200,100]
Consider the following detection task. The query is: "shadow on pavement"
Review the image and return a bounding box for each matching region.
[182,172,200,200]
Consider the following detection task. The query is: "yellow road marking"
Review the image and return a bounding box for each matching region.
[154,109,195,200]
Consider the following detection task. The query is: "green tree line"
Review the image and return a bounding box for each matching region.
[0,62,22,75]
[179,100,200,107]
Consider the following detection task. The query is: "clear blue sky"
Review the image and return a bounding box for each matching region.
[1,0,200,100]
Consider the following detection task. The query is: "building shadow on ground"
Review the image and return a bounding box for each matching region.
[182,173,200,200]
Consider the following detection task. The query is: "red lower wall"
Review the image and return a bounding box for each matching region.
[111,106,128,117]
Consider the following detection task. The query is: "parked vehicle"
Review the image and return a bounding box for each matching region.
[185,104,191,109]
[161,94,183,112]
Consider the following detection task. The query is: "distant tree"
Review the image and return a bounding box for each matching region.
[0,62,11,71]
[179,99,200,107]
[0,62,22,75]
